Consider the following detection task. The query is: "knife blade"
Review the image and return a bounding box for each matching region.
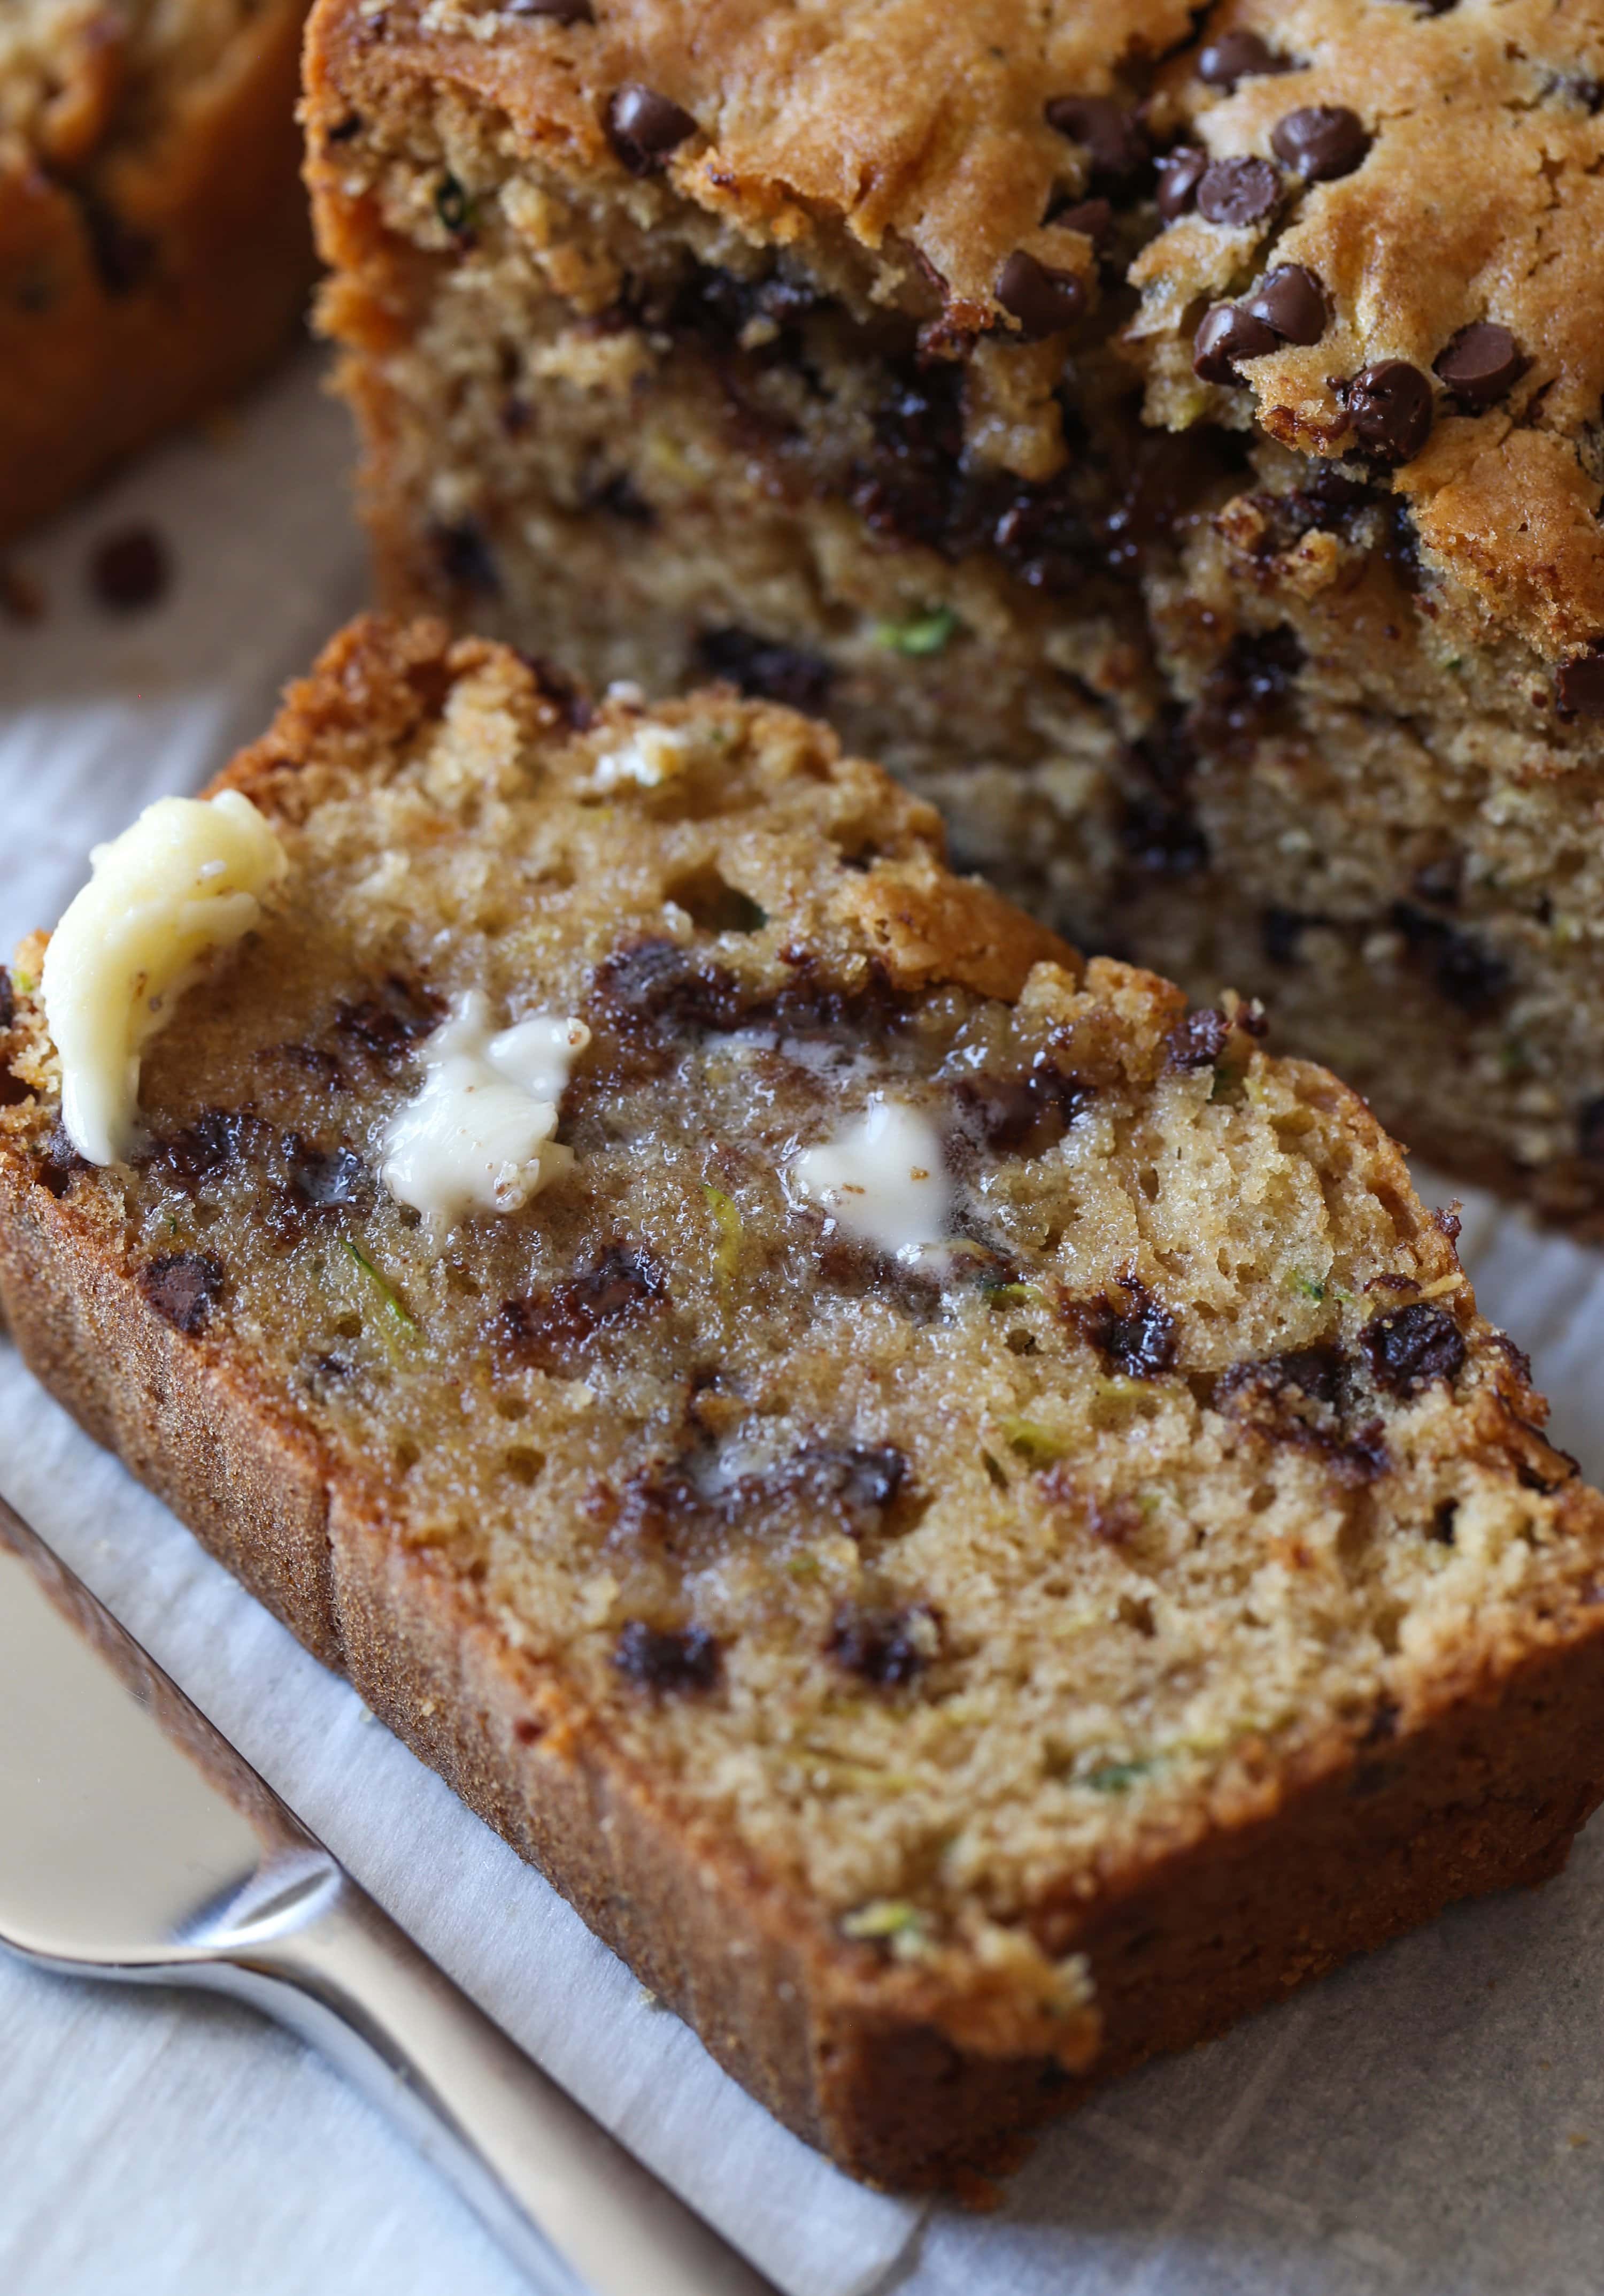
[0,1491,782,2296]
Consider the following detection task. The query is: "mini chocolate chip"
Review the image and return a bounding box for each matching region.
[1270,104,1370,181]
[1433,321,1528,409]
[89,525,169,612]
[1193,302,1278,383]
[1345,360,1433,463]
[1166,1008,1230,1070]
[430,517,499,595]
[326,112,363,141]
[288,1142,373,1210]
[1243,264,1327,345]
[1078,1278,1177,1379]
[1261,905,1312,964]
[138,1252,223,1336]
[696,627,832,712]
[1155,145,1208,219]
[152,1109,255,1187]
[1556,647,1604,718]
[613,1619,721,1693]
[1360,1301,1466,1396]
[503,0,594,17]
[607,85,697,175]
[1198,30,1286,89]
[828,1603,938,1690]
[1578,1096,1604,1164]
[1196,156,1280,228]
[1044,95,1150,188]
[1051,196,1114,248]
[997,249,1085,337]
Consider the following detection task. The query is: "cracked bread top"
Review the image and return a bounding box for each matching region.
[4,613,1602,2055]
[306,0,1604,684]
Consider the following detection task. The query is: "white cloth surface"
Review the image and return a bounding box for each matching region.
[2,348,1603,2296]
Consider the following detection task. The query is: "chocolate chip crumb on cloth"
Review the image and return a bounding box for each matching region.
[6,612,1604,2190]
[0,0,313,542]
[306,0,1604,1237]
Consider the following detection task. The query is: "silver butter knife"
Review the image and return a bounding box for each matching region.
[0,1491,781,2296]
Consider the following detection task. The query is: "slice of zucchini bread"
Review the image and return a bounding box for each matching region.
[4,613,1604,2189]
[0,0,312,541]
[305,0,1604,1233]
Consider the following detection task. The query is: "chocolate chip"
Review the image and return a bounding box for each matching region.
[1261,905,1313,964]
[607,85,697,174]
[498,1248,664,1371]
[1270,105,1370,181]
[1390,902,1510,1016]
[1196,157,1281,227]
[429,517,499,596]
[1345,360,1433,463]
[1243,263,1327,344]
[1051,196,1114,248]
[1119,791,1210,874]
[1433,321,1528,409]
[1044,96,1150,189]
[1166,1008,1230,1070]
[88,525,169,612]
[326,112,363,141]
[151,1109,255,1187]
[613,1619,721,1693]
[1155,145,1208,219]
[334,977,442,1062]
[696,627,832,712]
[138,1252,223,1336]
[997,249,1085,337]
[1360,1301,1466,1396]
[1077,1278,1177,1379]
[1193,302,1278,383]
[1556,648,1604,719]
[584,471,654,524]
[1198,30,1286,88]
[1578,1096,1604,1164]
[503,0,593,17]
[954,1059,1090,1155]
[36,1122,88,1197]
[287,1142,372,1210]
[828,1603,938,1689]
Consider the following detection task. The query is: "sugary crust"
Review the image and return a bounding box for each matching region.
[307,0,1192,324]
[0,0,312,542]
[305,0,1604,671]
[8,613,1604,2187]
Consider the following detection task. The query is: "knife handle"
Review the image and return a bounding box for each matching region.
[183,1863,782,2296]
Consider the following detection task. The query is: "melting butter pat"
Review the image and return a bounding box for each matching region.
[381,993,590,1222]
[790,1099,952,1257]
[42,791,288,1166]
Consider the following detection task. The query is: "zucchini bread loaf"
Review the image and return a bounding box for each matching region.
[306,0,1604,1232]
[4,614,1604,2187]
[0,0,312,541]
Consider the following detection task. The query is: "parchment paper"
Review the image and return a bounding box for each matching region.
[2,347,1601,2296]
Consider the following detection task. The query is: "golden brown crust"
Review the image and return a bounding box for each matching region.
[8,613,1604,2187]
[0,0,312,542]
[6,1147,1604,2186]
